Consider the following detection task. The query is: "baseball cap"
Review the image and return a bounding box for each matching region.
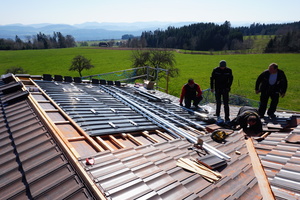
[219,60,226,67]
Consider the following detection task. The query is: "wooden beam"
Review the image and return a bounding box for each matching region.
[95,136,114,152]
[177,158,221,182]
[142,131,160,143]
[67,136,86,141]
[109,135,126,149]
[176,161,215,183]
[44,109,60,112]
[185,125,206,135]
[54,121,70,124]
[243,130,275,200]
[155,130,174,140]
[127,134,143,146]
[36,100,51,103]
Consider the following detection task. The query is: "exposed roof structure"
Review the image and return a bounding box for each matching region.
[0,73,299,200]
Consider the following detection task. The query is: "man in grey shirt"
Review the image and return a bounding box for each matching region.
[255,63,288,119]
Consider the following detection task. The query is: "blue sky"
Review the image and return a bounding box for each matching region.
[1,0,299,25]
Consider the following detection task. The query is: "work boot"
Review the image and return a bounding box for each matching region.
[225,120,231,125]
[268,114,276,119]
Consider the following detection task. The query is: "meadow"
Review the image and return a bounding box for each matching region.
[0,47,299,111]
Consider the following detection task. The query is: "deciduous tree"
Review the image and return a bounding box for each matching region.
[69,55,94,77]
[131,49,178,81]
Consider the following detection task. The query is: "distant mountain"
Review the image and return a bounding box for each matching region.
[0,21,196,41]
[73,21,196,30]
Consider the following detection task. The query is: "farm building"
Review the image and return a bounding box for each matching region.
[0,73,300,200]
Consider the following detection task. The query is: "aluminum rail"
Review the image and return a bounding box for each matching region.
[134,87,211,119]
[112,86,207,132]
[118,92,231,161]
[100,86,231,161]
[99,86,181,139]
[117,92,197,142]
[174,103,211,119]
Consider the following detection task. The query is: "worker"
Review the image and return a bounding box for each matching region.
[179,78,203,109]
[230,106,263,135]
[255,63,288,119]
[210,60,233,124]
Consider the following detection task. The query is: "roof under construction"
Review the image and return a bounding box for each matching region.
[0,73,300,200]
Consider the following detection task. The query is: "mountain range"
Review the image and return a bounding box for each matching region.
[0,21,261,41]
[0,21,202,41]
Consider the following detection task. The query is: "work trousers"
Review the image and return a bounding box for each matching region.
[184,96,202,109]
[258,90,279,117]
[215,89,230,121]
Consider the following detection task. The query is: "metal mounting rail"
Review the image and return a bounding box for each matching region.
[134,87,211,119]
[100,85,231,161]
[111,86,206,132]
[99,85,182,139]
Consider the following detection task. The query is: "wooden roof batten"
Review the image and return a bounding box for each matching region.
[27,78,104,154]
[243,129,275,200]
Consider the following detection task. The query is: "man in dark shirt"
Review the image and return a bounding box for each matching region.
[180,78,203,109]
[255,63,288,119]
[231,106,262,135]
[210,60,233,123]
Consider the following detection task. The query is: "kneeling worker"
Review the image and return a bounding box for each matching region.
[231,106,263,135]
[179,78,203,109]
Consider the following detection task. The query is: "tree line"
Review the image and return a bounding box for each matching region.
[125,21,300,52]
[1,21,300,52]
[239,21,300,53]
[138,21,243,51]
[0,32,76,50]
[238,21,300,36]
[264,30,300,53]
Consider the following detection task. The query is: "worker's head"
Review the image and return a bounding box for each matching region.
[268,63,278,74]
[219,60,227,68]
[188,78,195,86]
[247,115,257,126]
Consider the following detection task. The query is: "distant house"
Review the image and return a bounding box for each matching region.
[99,42,109,47]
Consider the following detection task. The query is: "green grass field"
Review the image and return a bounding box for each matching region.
[1,47,299,111]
